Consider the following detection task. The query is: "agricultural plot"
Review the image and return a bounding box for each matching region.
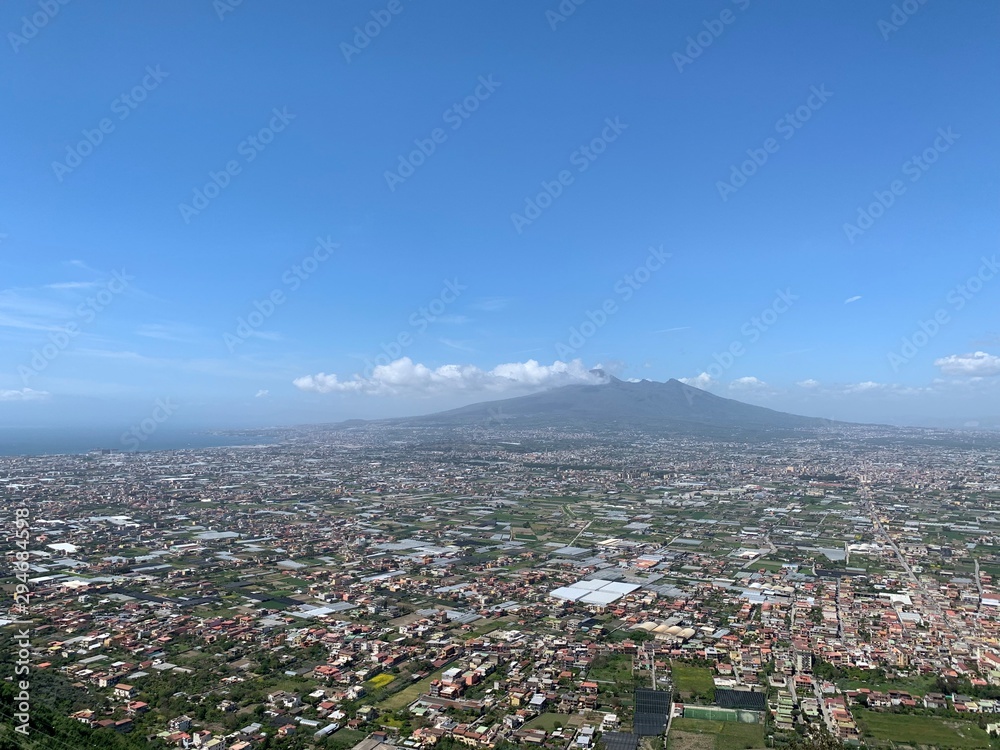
[668,718,766,750]
[670,662,715,701]
[855,710,991,748]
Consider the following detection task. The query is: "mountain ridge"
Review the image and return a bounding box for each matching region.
[371,376,847,435]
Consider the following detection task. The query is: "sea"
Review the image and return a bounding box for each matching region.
[0,427,278,457]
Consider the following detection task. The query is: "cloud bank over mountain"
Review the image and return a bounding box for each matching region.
[294,357,606,396]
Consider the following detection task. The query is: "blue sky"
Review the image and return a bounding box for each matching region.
[2,0,999,432]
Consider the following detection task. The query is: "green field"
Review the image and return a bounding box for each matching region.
[378,673,434,711]
[855,710,991,748]
[588,654,634,684]
[839,674,937,696]
[671,661,715,700]
[750,559,788,572]
[526,712,574,732]
[326,728,367,750]
[260,599,294,610]
[468,618,507,637]
[378,659,459,711]
[668,718,766,750]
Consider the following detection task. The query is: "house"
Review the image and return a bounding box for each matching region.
[923,693,948,710]
[168,715,192,732]
[113,684,136,700]
[867,692,892,709]
[70,709,95,725]
[267,690,302,709]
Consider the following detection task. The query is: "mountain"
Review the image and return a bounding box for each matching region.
[394,376,842,434]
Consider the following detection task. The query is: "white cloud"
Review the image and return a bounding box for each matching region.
[293,357,606,396]
[439,338,476,352]
[593,360,627,377]
[0,289,76,330]
[679,372,716,390]
[796,378,820,388]
[729,376,767,391]
[136,323,205,343]
[654,326,690,334]
[255,389,269,398]
[844,295,862,304]
[823,381,929,398]
[934,351,1000,377]
[843,381,885,394]
[470,297,512,312]
[46,281,100,290]
[0,388,49,402]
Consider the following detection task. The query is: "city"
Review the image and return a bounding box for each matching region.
[3,420,1000,748]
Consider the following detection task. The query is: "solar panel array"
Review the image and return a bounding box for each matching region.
[600,732,639,750]
[714,688,767,711]
[634,714,667,737]
[633,688,671,736]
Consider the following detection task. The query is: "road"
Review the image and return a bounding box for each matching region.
[569,519,592,546]
[975,557,984,610]
[868,504,946,624]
